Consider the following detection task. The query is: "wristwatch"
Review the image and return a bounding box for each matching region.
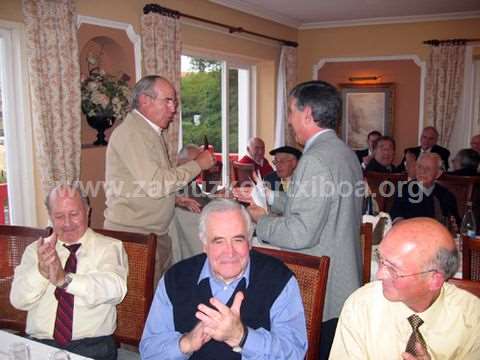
[232,323,248,353]
[57,273,73,289]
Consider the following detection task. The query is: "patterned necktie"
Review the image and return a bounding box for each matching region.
[53,243,81,346]
[405,314,428,356]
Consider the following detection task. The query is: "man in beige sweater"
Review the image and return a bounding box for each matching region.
[104,75,215,287]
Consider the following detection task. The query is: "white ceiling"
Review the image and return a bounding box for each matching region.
[209,0,480,29]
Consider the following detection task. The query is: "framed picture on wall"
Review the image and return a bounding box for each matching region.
[338,83,395,150]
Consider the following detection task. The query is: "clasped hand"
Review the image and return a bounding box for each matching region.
[180,292,245,354]
[37,231,65,287]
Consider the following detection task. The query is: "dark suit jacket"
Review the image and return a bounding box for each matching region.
[447,168,479,176]
[402,145,451,171]
[264,171,285,192]
[355,148,369,164]
[365,158,401,173]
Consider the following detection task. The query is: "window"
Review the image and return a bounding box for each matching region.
[0,20,37,226]
[180,54,254,184]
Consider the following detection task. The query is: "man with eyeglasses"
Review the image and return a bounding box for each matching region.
[104,75,216,288]
[330,217,480,360]
[264,146,302,192]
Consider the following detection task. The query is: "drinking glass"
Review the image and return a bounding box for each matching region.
[49,350,71,360]
[8,342,30,360]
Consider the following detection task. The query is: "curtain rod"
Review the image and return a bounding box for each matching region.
[143,3,298,48]
[423,38,480,46]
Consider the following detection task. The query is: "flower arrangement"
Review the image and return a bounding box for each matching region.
[81,54,131,122]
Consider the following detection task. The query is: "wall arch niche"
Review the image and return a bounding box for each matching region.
[77,19,138,228]
[314,56,425,163]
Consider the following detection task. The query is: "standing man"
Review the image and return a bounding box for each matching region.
[330,218,480,359]
[10,184,128,360]
[104,75,215,286]
[140,199,307,359]
[402,126,450,171]
[264,145,302,192]
[355,130,381,169]
[238,137,274,177]
[236,80,363,359]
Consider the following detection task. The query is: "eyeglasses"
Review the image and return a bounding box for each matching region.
[374,249,437,280]
[148,95,177,106]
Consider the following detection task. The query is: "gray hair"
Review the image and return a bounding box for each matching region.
[418,152,444,172]
[131,75,168,110]
[425,247,459,279]
[177,144,200,165]
[45,183,90,214]
[198,199,254,244]
[455,148,480,170]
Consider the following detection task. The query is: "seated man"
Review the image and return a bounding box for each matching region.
[402,126,450,171]
[355,130,381,169]
[470,134,480,155]
[140,199,307,359]
[238,137,274,177]
[365,136,401,173]
[264,145,302,192]
[448,148,480,176]
[330,217,480,359]
[10,184,128,360]
[390,153,460,225]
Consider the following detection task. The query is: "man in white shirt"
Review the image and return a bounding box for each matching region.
[10,184,129,359]
[330,217,480,360]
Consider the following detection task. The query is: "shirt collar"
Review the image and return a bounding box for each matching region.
[304,128,333,152]
[57,227,93,251]
[198,256,251,288]
[134,109,162,136]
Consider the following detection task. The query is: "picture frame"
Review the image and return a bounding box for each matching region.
[338,83,395,150]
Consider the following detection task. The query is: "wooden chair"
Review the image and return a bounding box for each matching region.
[360,223,373,285]
[253,247,330,360]
[436,174,480,219]
[232,161,255,186]
[364,172,407,213]
[461,235,480,281]
[94,228,156,346]
[0,225,50,332]
[448,278,480,298]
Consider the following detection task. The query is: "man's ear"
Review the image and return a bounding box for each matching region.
[429,271,445,291]
[302,105,314,126]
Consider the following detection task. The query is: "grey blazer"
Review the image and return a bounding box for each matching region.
[256,130,363,320]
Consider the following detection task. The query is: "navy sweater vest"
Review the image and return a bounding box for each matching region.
[164,250,293,360]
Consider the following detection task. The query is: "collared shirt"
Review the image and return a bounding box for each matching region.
[303,128,333,152]
[140,258,307,359]
[10,228,129,340]
[133,109,162,136]
[330,281,480,359]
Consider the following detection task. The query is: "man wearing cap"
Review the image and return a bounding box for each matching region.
[264,146,302,192]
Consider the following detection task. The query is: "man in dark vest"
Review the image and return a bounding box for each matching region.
[140,199,307,359]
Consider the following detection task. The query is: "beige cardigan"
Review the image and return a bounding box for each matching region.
[104,111,201,235]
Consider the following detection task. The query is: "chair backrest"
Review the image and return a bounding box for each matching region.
[364,172,407,213]
[436,174,480,220]
[461,235,480,281]
[94,228,156,346]
[252,247,330,360]
[448,278,480,298]
[360,223,373,285]
[0,225,50,332]
[232,161,255,185]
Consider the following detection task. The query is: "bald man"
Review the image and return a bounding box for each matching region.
[238,137,274,177]
[330,218,480,359]
[471,134,480,155]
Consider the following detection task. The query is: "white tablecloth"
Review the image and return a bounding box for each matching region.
[0,331,93,360]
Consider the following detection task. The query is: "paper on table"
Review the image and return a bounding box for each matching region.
[251,170,268,211]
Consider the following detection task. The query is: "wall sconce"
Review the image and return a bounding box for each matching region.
[348,75,381,82]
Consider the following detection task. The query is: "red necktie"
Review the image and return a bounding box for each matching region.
[53,243,81,346]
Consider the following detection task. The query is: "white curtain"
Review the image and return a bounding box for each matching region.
[274,46,297,147]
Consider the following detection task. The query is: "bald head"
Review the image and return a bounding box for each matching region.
[247,137,266,164]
